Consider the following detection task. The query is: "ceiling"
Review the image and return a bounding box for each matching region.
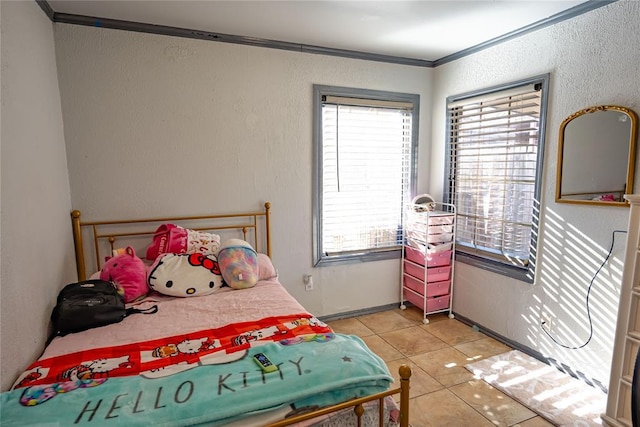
[46,0,604,65]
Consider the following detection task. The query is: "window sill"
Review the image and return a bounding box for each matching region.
[314,248,400,267]
[455,252,534,284]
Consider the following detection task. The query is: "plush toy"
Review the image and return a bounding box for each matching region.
[147,253,224,297]
[100,246,149,303]
[217,239,259,289]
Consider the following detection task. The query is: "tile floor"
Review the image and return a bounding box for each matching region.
[327,306,556,427]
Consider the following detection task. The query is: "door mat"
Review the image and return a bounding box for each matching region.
[465,350,606,426]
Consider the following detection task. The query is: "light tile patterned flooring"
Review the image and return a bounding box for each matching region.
[327,306,556,427]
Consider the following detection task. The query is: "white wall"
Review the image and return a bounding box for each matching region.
[432,0,640,386]
[0,1,76,391]
[53,25,433,317]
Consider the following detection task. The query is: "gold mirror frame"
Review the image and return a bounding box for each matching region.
[556,105,638,206]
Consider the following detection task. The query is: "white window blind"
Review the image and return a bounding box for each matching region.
[447,84,542,268]
[320,98,413,256]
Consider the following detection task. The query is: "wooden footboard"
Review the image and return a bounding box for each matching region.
[266,365,411,427]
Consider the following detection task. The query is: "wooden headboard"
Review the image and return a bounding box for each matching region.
[71,202,271,281]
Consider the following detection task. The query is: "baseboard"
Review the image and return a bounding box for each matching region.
[318,302,399,323]
[452,312,547,360]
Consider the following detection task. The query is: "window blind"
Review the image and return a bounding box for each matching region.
[321,99,413,255]
[447,86,542,266]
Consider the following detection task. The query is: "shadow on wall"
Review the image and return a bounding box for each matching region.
[526,207,625,388]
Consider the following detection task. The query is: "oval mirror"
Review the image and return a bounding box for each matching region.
[556,105,638,206]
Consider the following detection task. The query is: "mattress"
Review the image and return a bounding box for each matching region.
[1,278,397,426]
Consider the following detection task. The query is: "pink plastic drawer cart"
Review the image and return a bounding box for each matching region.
[400,194,456,324]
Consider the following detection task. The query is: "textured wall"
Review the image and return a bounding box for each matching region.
[432,0,640,385]
[0,1,76,391]
[54,25,433,318]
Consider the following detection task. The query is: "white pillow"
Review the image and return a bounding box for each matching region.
[147,253,224,297]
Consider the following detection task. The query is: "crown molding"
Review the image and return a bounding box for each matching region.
[433,0,617,67]
[37,0,617,68]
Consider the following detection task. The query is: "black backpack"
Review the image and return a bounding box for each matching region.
[51,279,157,336]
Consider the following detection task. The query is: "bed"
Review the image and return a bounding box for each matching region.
[1,202,411,427]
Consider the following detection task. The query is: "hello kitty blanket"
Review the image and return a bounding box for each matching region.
[0,281,393,426]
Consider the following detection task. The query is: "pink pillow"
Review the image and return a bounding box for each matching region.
[145,224,221,261]
[258,253,278,280]
[145,224,188,261]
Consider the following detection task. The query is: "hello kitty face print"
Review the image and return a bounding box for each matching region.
[147,253,225,297]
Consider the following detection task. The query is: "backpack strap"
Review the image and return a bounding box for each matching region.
[125,304,158,317]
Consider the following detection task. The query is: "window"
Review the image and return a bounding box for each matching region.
[313,85,419,266]
[445,75,549,282]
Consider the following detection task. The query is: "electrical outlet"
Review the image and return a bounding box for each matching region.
[304,274,314,291]
[541,314,552,331]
